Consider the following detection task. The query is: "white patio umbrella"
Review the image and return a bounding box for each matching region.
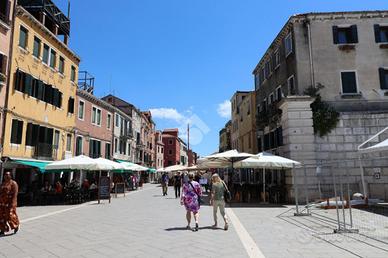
[234,152,301,202]
[94,158,127,172]
[116,160,149,172]
[163,164,188,172]
[45,155,98,171]
[198,149,254,169]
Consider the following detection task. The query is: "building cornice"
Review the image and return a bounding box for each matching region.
[76,90,115,112]
[16,6,81,63]
[252,10,388,75]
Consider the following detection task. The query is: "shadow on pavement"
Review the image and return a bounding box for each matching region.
[165,227,191,231]
[228,203,287,208]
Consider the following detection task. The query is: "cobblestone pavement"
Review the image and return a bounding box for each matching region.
[1,184,388,258]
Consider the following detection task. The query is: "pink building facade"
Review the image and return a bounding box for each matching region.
[0,0,14,152]
[75,90,114,159]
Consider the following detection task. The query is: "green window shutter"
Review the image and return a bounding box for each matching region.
[351,25,358,43]
[379,68,387,90]
[332,26,339,44]
[374,24,381,43]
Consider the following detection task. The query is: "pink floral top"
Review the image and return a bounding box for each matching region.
[182,181,202,212]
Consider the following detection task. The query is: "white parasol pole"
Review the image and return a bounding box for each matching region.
[262,168,266,203]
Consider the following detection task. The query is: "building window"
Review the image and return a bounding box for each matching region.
[10,119,23,144]
[115,114,119,127]
[58,56,65,74]
[92,107,102,126]
[14,70,62,108]
[169,139,173,145]
[75,136,83,156]
[66,134,72,152]
[42,44,49,64]
[128,143,131,156]
[68,97,75,114]
[33,37,41,58]
[0,54,6,76]
[287,75,295,95]
[169,150,173,155]
[107,113,112,129]
[0,1,11,24]
[375,25,388,43]
[53,130,60,149]
[114,138,118,153]
[269,93,274,104]
[105,143,111,159]
[254,73,261,90]
[276,86,282,101]
[50,49,56,69]
[78,100,85,120]
[378,68,388,90]
[89,139,101,158]
[274,49,280,69]
[341,71,358,94]
[333,25,358,44]
[264,60,271,79]
[70,65,76,82]
[25,123,39,147]
[284,33,293,56]
[19,26,28,49]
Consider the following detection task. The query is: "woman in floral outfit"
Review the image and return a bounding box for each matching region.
[0,172,19,235]
[181,172,202,231]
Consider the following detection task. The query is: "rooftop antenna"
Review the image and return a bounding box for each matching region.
[67,0,71,19]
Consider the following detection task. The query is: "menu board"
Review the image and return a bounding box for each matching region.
[98,176,111,204]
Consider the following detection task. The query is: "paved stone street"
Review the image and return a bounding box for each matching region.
[1,184,388,258]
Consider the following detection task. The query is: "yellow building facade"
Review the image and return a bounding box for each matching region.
[2,6,80,162]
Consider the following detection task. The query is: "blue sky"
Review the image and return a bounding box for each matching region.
[54,0,387,156]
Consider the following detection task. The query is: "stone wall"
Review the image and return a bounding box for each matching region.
[280,97,388,203]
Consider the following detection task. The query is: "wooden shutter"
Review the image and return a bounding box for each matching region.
[0,54,7,74]
[379,68,387,90]
[37,80,44,100]
[16,120,23,144]
[68,97,74,113]
[351,25,358,43]
[374,24,381,43]
[32,124,39,146]
[332,26,339,44]
[11,119,18,144]
[25,123,33,146]
[24,74,33,95]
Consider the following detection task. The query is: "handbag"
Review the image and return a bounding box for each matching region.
[189,182,203,206]
[222,181,232,203]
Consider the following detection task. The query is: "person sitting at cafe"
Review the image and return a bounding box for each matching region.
[41,181,52,193]
[55,181,63,194]
[69,177,80,189]
[82,179,90,191]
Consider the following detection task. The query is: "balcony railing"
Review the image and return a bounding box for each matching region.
[33,143,57,160]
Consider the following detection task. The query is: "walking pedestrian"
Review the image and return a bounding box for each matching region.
[210,173,229,230]
[173,172,182,198]
[0,172,20,235]
[181,172,202,231]
[161,173,169,196]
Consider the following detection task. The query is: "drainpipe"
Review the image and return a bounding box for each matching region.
[306,19,315,88]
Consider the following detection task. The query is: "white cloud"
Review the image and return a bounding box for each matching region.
[217,100,231,119]
[150,108,185,123]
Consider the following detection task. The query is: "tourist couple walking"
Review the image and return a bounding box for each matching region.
[180,172,229,231]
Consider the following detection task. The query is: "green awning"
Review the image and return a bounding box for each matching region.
[148,168,156,174]
[11,159,52,172]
